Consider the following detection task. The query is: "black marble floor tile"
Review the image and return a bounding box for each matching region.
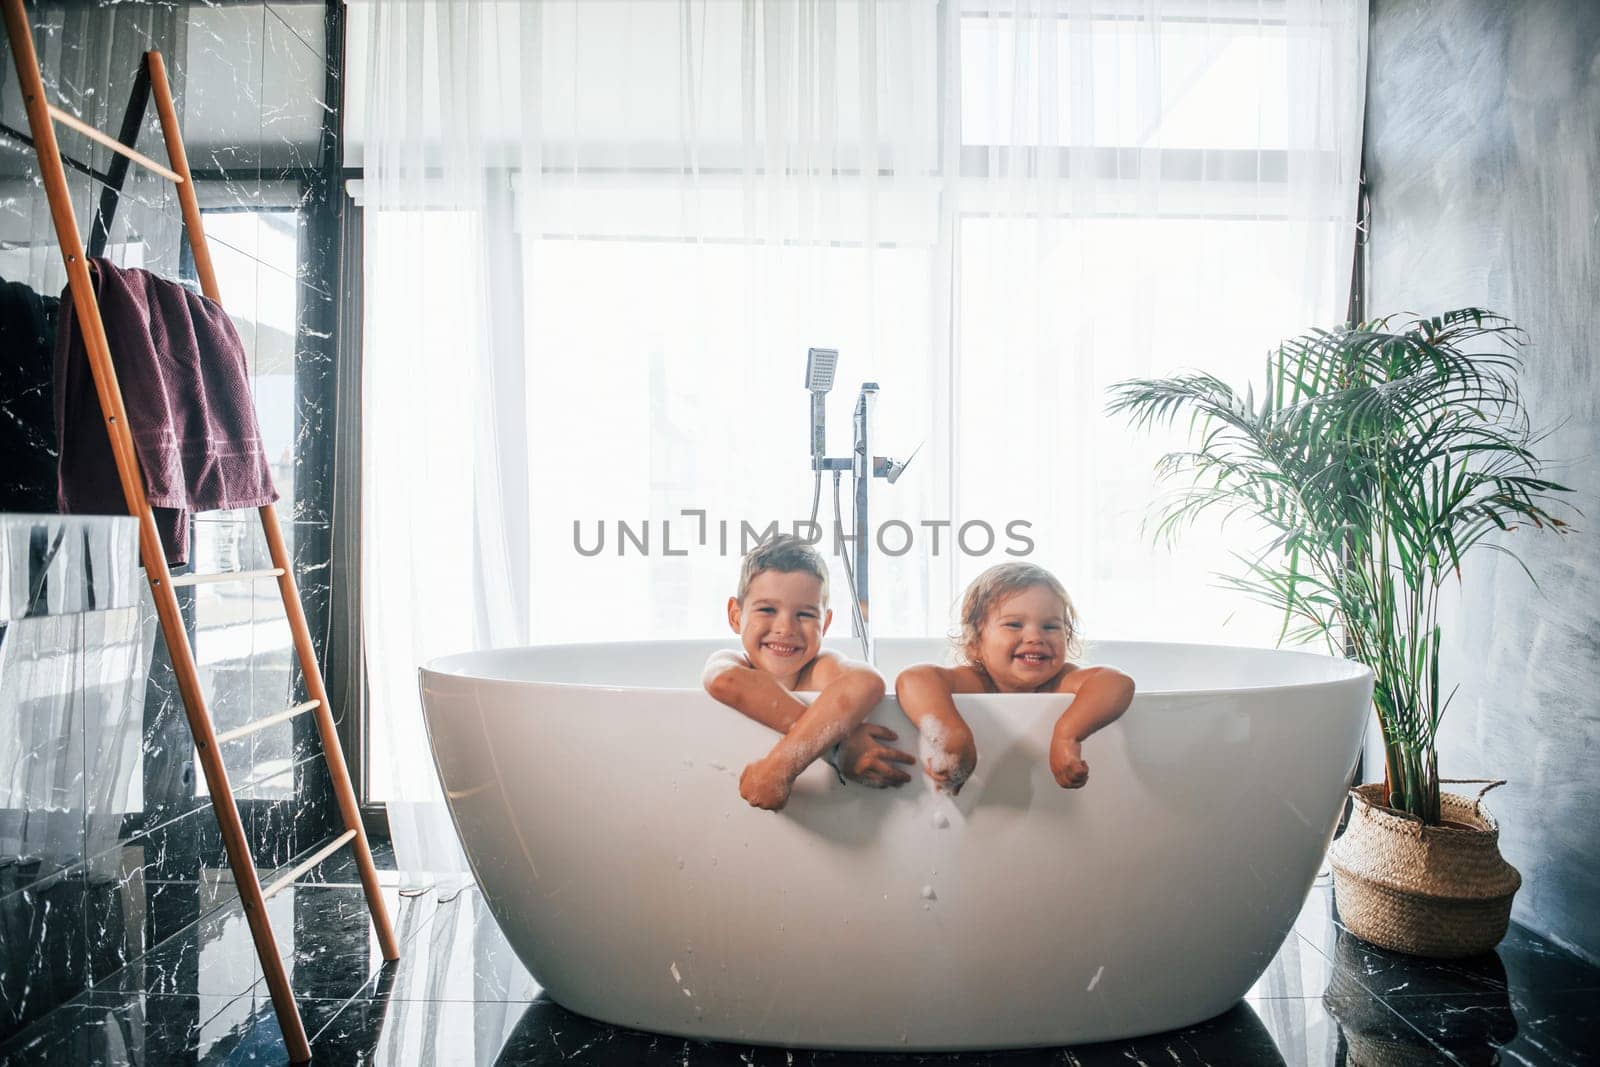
[1384,989,1600,1066]
[307,991,1457,1067]
[295,889,1442,1066]
[0,987,367,1066]
[100,883,416,999]
[1299,884,1600,999]
[6,869,1597,1067]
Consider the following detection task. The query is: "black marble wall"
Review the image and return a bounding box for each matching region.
[0,0,347,1040]
[1365,0,1600,963]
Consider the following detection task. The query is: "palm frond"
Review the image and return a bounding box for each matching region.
[1107,309,1576,823]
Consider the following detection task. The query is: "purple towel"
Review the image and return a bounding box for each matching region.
[55,259,278,565]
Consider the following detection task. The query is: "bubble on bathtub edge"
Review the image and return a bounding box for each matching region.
[931,810,950,829]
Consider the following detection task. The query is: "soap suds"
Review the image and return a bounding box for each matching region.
[917,719,969,792]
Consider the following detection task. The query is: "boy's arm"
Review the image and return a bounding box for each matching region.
[703,651,809,734]
[765,652,886,768]
[802,653,915,788]
[738,653,887,809]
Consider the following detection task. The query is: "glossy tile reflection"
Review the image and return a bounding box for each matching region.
[5,853,1598,1065]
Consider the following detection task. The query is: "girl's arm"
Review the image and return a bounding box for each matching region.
[1050,666,1136,739]
[895,664,981,793]
[1048,666,1135,788]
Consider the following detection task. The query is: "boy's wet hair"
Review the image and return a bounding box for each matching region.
[737,533,830,606]
[956,562,1080,664]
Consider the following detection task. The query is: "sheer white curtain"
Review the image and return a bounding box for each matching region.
[351,0,1366,877]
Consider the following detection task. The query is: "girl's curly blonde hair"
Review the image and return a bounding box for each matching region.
[955,562,1080,665]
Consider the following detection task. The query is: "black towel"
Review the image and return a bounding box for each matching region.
[54,259,278,565]
[0,277,60,513]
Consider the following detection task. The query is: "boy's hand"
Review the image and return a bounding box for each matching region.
[918,719,978,795]
[836,724,915,788]
[1049,734,1089,789]
[739,756,795,811]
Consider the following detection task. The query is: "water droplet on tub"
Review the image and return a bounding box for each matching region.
[931,810,950,829]
[711,857,718,867]
[921,885,937,901]
[677,858,685,870]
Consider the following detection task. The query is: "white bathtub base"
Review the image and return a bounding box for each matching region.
[421,639,1369,1050]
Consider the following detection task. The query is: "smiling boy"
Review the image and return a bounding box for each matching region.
[703,534,913,810]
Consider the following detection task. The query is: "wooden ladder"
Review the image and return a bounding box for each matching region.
[2,4,398,1062]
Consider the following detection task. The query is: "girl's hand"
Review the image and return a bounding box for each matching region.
[1049,734,1089,789]
[919,718,978,795]
[836,724,916,788]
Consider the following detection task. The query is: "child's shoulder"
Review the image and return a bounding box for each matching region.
[934,662,992,694]
[1041,661,1091,692]
[794,648,850,691]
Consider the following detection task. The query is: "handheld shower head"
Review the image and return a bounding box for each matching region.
[807,348,839,464]
[805,348,838,394]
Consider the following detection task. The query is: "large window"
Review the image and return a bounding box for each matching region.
[352,0,1364,804]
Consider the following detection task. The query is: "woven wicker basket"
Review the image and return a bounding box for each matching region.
[1329,780,1521,959]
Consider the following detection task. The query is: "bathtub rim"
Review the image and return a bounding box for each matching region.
[419,636,1373,700]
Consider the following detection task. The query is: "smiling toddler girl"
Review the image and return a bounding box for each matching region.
[895,563,1134,794]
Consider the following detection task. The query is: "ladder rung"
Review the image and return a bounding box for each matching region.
[261,829,358,900]
[169,567,285,587]
[45,102,184,183]
[214,700,319,745]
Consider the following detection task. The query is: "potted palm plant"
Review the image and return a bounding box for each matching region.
[1107,308,1574,958]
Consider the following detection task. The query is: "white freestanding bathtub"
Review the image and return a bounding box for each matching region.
[419,638,1371,1051]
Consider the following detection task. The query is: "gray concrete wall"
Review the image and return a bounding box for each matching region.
[1365,0,1600,963]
